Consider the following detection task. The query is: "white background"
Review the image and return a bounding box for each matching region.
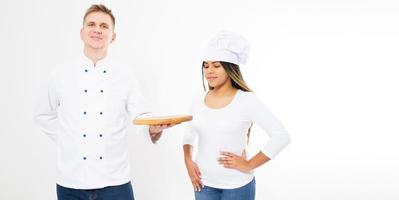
[1,0,399,199]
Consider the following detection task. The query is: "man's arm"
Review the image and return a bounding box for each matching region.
[34,70,59,142]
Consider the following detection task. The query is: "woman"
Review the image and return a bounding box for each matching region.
[183,31,291,200]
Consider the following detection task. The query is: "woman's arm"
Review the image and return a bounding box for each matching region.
[219,92,291,171]
[183,144,194,161]
[183,144,203,191]
[219,151,271,173]
[248,93,291,159]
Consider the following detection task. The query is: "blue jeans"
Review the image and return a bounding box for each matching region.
[195,178,256,200]
[57,182,135,200]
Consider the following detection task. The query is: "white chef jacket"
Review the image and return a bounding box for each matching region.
[34,54,151,189]
[183,90,291,189]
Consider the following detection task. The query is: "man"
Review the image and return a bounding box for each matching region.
[34,4,171,199]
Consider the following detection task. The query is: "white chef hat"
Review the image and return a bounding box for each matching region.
[202,31,250,65]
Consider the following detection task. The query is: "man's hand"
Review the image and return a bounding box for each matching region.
[148,124,177,143]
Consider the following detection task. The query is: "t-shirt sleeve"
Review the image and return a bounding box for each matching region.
[246,92,291,159]
[182,94,201,146]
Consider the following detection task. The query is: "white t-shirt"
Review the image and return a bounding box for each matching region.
[183,89,291,189]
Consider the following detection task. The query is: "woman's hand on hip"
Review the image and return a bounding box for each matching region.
[218,151,252,173]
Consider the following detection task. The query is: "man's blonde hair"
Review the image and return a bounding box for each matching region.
[83,4,115,28]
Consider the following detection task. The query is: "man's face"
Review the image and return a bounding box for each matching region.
[80,12,115,50]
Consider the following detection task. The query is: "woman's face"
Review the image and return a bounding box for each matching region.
[203,61,230,89]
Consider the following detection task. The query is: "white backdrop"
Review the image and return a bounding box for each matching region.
[1,0,398,199]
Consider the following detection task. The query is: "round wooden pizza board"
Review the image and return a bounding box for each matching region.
[133,115,192,125]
